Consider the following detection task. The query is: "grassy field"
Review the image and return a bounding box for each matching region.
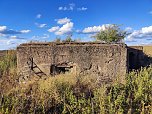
[0,50,152,114]
[0,51,6,58]
[143,46,152,57]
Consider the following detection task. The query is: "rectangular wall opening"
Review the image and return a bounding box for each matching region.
[50,62,74,75]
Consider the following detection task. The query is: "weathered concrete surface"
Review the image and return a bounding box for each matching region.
[17,42,127,83]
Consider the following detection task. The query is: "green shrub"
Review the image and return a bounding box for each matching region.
[0,61,152,113]
[92,24,128,43]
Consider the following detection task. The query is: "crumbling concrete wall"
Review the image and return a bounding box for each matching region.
[17,42,127,83]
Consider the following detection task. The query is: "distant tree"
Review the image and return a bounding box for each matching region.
[64,37,73,42]
[73,38,81,42]
[54,35,81,43]
[63,34,73,42]
[54,37,61,43]
[93,24,128,43]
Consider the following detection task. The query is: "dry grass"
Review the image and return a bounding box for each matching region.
[1,68,152,114]
[143,46,152,57]
[0,50,17,95]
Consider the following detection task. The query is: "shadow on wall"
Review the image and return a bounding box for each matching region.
[127,47,152,71]
[27,57,47,77]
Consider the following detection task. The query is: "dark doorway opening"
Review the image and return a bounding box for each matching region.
[50,63,74,75]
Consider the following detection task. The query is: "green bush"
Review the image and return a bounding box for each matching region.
[0,54,152,114]
[92,24,128,43]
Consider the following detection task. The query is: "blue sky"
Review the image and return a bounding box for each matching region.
[0,0,152,50]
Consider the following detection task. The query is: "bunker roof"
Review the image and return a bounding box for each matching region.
[18,42,126,47]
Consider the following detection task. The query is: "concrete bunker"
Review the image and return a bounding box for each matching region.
[17,42,127,83]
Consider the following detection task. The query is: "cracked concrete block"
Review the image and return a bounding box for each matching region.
[17,42,127,83]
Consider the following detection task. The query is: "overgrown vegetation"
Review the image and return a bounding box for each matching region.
[93,24,128,43]
[54,35,80,43]
[0,52,152,114]
[0,51,17,95]
[0,50,16,76]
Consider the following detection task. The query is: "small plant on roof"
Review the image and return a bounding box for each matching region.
[54,37,61,43]
[63,34,73,42]
[92,24,128,43]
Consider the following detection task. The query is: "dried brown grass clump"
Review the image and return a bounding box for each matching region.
[0,50,17,95]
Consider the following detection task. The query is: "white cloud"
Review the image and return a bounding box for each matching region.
[82,26,102,33]
[125,27,133,31]
[0,34,28,50]
[20,30,31,33]
[6,39,26,45]
[36,14,42,19]
[77,7,87,11]
[125,25,152,41]
[39,24,47,28]
[0,26,31,35]
[55,22,74,35]
[58,7,68,11]
[0,39,8,45]
[48,17,74,35]
[56,17,71,24]
[42,34,50,39]
[63,7,68,10]
[58,6,67,11]
[35,23,47,28]
[82,24,113,34]
[9,35,26,40]
[10,36,17,39]
[0,33,6,37]
[58,3,88,12]
[76,29,81,33]
[69,3,75,10]
[58,7,63,10]
[48,26,60,32]
[0,26,7,31]
[58,3,75,11]
[141,26,152,34]
[0,36,27,50]
[32,34,50,39]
